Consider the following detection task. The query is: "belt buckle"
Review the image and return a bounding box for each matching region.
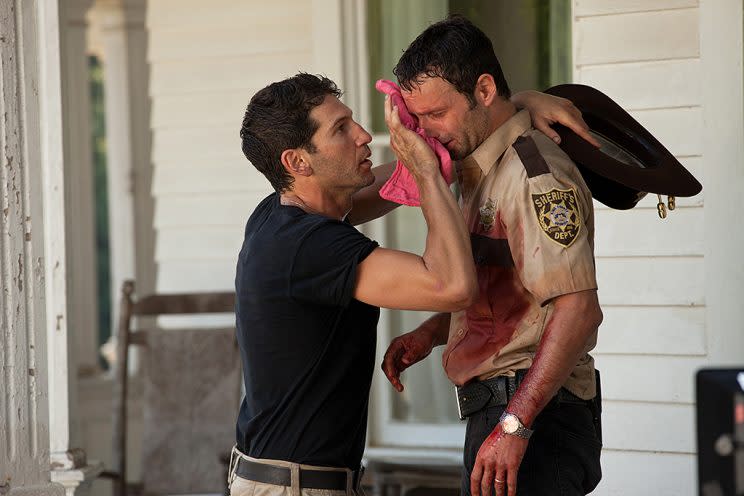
[455,385,465,420]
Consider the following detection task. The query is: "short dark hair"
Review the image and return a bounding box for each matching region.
[240,73,342,193]
[394,15,511,106]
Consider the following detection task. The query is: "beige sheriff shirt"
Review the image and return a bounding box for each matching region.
[442,109,599,399]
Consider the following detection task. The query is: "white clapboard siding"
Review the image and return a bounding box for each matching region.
[595,306,706,356]
[148,1,321,292]
[594,451,695,496]
[152,126,241,163]
[149,52,312,97]
[156,259,238,293]
[155,226,244,261]
[574,0,697,18]
[146,0,311,30]
[602,401,695,453]
[595,355,707,403]
[575,8,699,66]
[596,257,704,306]
[148,23,313,62]
[153,193,258,228]
[578,59,701,110]
[573,4,708,489]
[594,207,703,256]
[152,164,266,195]
[151,90,267,129]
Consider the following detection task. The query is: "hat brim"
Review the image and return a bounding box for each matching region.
[545,84,702,210]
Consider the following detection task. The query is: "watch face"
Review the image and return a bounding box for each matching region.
[502,414,519,434]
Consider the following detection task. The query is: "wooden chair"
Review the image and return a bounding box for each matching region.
[102,280,238,496]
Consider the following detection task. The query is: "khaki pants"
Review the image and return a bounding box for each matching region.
[228,447,366,496]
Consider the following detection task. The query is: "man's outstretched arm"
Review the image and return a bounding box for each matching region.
[353,97,477,312]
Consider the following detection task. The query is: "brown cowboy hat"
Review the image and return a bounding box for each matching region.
[545,84,702,210]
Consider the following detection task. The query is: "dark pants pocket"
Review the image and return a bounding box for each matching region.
[461,398,602,496]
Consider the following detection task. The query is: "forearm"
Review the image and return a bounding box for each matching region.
[416,312,451,347]
[348,161,399,225]
[506,291,602,426]
[416,172,477,304]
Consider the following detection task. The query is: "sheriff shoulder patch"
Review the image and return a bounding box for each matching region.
[532,188,581,247]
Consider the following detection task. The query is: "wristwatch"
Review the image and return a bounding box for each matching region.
[499,412,533,439]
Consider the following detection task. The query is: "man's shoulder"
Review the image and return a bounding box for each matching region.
[498,129,586,191]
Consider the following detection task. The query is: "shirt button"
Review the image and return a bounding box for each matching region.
[457,328,465,336]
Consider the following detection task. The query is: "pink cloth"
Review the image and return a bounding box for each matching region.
[375,79,454,207]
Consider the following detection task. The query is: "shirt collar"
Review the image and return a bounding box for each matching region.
[468,109,532,175]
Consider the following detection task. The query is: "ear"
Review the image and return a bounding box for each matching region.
[280,148,313,177]
[474,74,498,107]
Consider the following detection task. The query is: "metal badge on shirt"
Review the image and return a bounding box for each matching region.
[532,188,581,247]
[479,198,496,232]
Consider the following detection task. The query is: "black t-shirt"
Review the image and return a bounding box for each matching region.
[234,193,380,469]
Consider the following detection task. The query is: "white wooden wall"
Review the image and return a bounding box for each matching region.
[573,1,743,494]
[147,0,347,293]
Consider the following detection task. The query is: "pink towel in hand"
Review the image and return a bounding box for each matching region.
[375,79,454,207]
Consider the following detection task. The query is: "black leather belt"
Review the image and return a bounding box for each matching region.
[235,457,362,490]
[455,370,592,420]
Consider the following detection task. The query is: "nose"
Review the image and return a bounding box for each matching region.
[355,122,373,146]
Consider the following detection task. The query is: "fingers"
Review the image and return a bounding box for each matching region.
[533,117,562,145]
[383,95,403,134]
[506,467,517,496]
[567,119,601,148]
[559,101,601,148]
[381,342,405,392]
[480,464,493,496]
[470,459,484,496]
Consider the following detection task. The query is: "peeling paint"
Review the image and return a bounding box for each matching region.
[28,368,34,377]
[24,232,30,241]
[16,254,22,292]
[56,314,63,331]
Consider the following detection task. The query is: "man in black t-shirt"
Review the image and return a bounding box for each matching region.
[229,73,478,496]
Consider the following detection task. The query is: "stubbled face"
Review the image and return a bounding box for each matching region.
[306,95,374,192]
[402,76,491,160]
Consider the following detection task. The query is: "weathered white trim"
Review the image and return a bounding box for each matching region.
[700,0,744,363]
[0,0,69,493]
[60,0,100,381]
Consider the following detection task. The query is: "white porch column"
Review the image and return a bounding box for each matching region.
[47,0,106,494]
[0,0,66,494]
[96,0,154,352]
[59,0,101,381]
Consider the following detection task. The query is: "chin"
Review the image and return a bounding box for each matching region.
[362,171,375,187]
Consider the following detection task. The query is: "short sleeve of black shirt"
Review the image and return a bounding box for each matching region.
[290,220,379,307]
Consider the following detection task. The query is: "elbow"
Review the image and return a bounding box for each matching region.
[442,276,478,312]
[592,306,604,330]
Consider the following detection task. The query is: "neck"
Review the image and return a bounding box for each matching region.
[486,99,518,137]
[281,187,352,221]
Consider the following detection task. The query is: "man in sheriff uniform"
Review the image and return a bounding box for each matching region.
[381,16,604,496]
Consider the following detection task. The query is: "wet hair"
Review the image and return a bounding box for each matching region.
[239,73,342,192]
[394,15,511,106]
